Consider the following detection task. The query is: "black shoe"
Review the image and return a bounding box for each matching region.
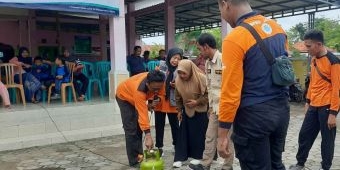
[158,148,163,157]
[188,164,209,170]
[130,163,140,168]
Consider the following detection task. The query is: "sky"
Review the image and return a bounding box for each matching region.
[142,9,340,45]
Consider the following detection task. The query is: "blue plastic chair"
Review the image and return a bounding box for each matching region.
[81,61,104,100]
[147,60,160,71]
[96,61,111,95]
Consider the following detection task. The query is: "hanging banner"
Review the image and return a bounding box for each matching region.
[0,0,119,16]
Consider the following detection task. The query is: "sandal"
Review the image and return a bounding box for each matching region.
[78,95,85,101]
[31,98,39,104]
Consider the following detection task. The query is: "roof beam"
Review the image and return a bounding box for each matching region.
[170,0,200,6]
[130,3,165,17]
[317,0,340,6]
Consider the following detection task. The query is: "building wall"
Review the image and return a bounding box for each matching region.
[292,59,308,89]
[0,21,20,47]
[0,20,104,57]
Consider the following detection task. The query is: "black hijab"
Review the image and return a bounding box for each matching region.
[18,47,33,72]
[165,47,183,100]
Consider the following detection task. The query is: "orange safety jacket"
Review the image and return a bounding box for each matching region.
[116,73,156,132]
[218,12,289,129]
[154,83,178,113]
[307,52,340,115]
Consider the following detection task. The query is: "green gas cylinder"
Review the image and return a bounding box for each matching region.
[140,149,164,170]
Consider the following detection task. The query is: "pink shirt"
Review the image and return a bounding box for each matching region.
[9,57,26,75]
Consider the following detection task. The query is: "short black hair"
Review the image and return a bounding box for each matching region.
[56,56,66,65]
[143,50,150,56]
[134,46,141,51]
[147,70,165,83]
[197,33,217,49]
[0,43,15,62]
[303,29,324,44]
[34,56,43,62]
[159,49,165,53]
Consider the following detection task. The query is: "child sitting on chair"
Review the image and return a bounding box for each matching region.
[32,56,53,88]
[51,57,70,100]
[0,81,10,108]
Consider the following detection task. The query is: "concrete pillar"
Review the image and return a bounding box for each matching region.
[19,19,29,48]
[99,15,108,61]
[221,19,232,39]
[108,0,129,101]
[165,0,175,51]
[126,3,136,55]
[28,10,38,57]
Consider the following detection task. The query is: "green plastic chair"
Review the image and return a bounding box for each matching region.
[81,61,104,100]
[147,60,160,71]
[96,61,111,95]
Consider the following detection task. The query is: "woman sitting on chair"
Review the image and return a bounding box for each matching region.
[3,45,43,103]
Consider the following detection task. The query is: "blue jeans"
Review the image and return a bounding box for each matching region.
[55,78,68,94]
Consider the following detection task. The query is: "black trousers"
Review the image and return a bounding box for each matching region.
[174,111,209,162]
[296,105,336,170]
[154,111,179,148]
[232,97,290,170]
[73,73,89,96]
[116,97,143,166]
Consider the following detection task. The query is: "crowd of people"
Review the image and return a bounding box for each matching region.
[0,43,89,106]
[117,0,339,170]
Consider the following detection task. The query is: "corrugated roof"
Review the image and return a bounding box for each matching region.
[132,0,340,37]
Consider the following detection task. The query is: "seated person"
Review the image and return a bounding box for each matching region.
[63,49,88,101]
[0,81,10,108]
[31,56,54,88]
[51,57,70,99]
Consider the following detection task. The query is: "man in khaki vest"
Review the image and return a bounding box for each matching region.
[189,33,234,170]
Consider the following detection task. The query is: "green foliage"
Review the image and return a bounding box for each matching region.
[291,49,302,58]
[175,28,223,56]
[149,43,164,59]
[287,18,340,52]
[287,23,307,44]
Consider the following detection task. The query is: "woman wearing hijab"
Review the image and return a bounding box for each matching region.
[5,45,42,103]
[17,47,33,72]
[173,59,209,168]
[153,48,183,156]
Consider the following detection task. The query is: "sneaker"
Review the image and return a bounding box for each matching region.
[188,164,209,170]
[51,93,60,100]
[190,159,201,165]
[289,164,305,170]
[173,161,182,168]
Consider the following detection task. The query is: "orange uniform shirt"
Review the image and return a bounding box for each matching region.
[307,53,340,115]
[218,13,288,129]
[116,73,155,131]
[154,83,177,113]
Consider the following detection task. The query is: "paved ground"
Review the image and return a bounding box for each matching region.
[0,104,339,170]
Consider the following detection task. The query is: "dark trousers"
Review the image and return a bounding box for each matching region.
[174,111,209,162]
[296,105,336,170]
[154,111,179,148]
[73,73,89,96]
[116,97,143,166]
[232,97,290,170]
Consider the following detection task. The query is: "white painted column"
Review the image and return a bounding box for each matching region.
[221,19,232,39]
[108,0,129,101]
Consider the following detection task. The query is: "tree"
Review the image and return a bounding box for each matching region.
[175,28,223,56]
[287,18,340,51]
[287,23,307,44]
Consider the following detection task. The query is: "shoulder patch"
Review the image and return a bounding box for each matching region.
[326,52,340,65]
[261,23,272,35]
